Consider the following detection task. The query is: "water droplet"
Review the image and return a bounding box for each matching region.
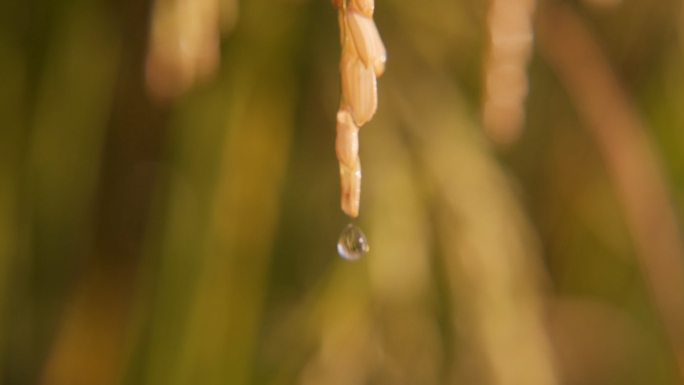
[337,223,369,260]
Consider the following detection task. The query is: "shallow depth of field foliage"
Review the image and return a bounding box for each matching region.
[2,0,684,384]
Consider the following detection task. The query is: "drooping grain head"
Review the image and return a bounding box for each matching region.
[333,0,385,218]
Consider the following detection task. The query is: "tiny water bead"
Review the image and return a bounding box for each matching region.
[337,223,369,261]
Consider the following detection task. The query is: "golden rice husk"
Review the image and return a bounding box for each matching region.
[340,43,378,126]
[336,108,360,168]
[346,9,377,69]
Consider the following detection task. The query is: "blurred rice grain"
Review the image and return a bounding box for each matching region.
[483,0,535,145]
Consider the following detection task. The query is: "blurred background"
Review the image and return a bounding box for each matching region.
[2,0,684,384]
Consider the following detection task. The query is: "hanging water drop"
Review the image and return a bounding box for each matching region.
[337,223,369,260]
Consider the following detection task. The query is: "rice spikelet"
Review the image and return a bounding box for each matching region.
[341,47,378,127]
[340,160,362,218]
[336,109,360,169]
[346,9,378,69]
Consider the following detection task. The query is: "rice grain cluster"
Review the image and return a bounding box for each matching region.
[333,0,386,217]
